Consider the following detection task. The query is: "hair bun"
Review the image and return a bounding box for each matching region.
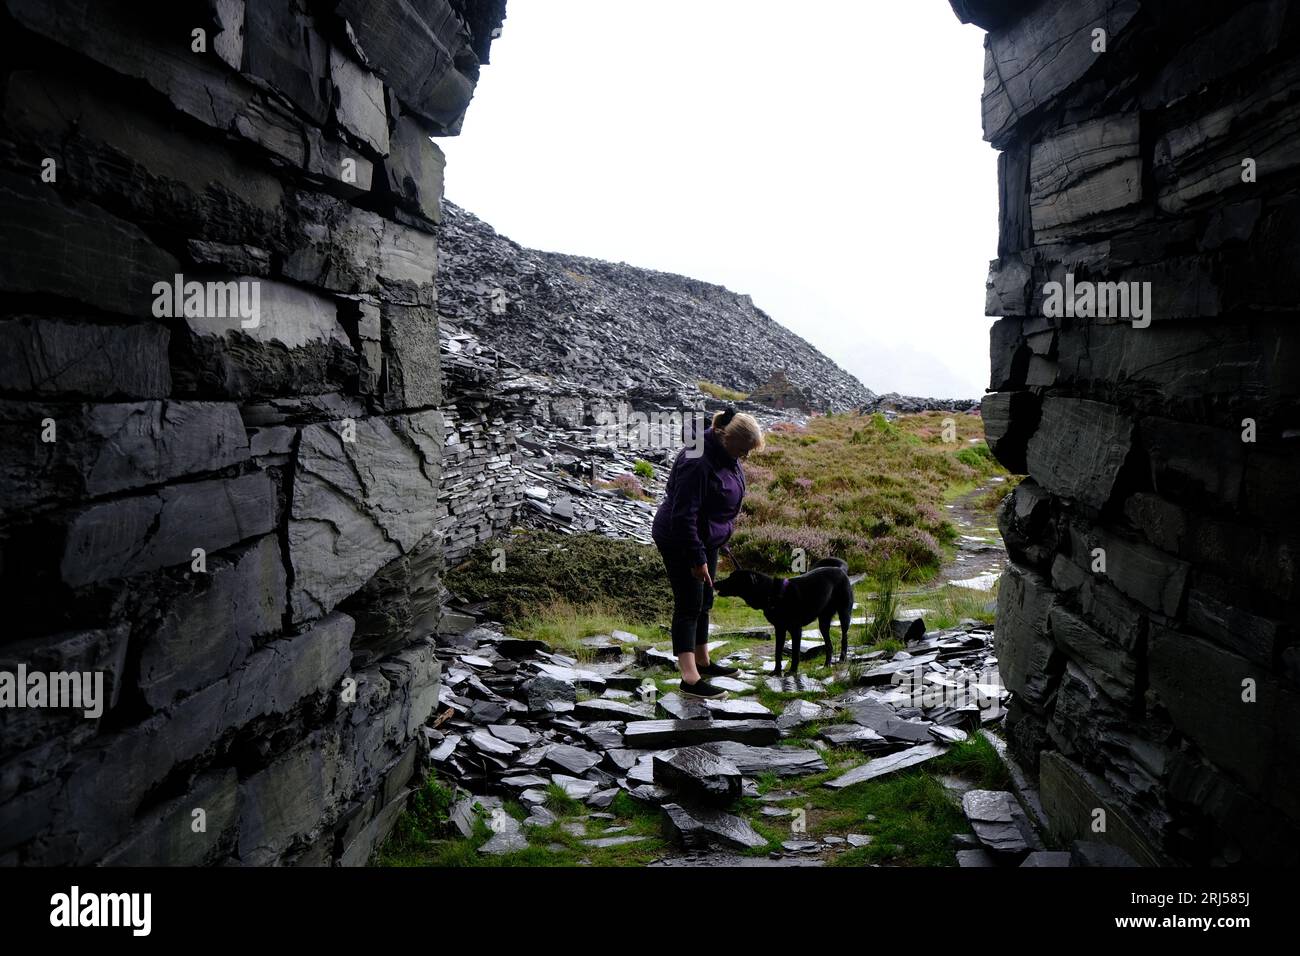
[713,407,737,429]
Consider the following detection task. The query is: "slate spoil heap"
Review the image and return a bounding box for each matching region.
[436,202,876,413]
[955,0,1300,866]
[436,321,822,554]
[425,613,1128,865]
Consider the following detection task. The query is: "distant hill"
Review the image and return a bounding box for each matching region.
[435,202,876,411]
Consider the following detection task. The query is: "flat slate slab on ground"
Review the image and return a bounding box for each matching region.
[661,802,767,851]
[825,742,948,789]
[700,740,828,777]
[657,693,774,722]
[623,718,780,748]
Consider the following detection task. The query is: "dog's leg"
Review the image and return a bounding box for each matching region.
[773,626,784,676]
[839,604,852,663]
[791,625,800,675]
[819,615,834,666]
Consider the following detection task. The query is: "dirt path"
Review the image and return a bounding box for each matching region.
[938,479,1009,593]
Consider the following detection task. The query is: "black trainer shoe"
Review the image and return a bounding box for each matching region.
[699,662,740,678]
[680,678,729,700]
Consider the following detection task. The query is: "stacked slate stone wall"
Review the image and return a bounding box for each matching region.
[0,0,505,865]
[955,0,1300,865]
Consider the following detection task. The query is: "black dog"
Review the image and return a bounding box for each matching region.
[715,557,854,674]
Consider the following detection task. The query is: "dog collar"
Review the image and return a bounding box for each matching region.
[761,578,789,611]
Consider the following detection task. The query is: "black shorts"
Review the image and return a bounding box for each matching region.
[658,544,719,656]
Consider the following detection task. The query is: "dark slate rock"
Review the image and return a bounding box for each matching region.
[891,618,926,643]
[469,701,508,724]
[1071,841,1140,867]
[524,675,577,713]
[776,699,826,730]
[488,724,539,747]
[956,848,998,867]
[653,747,743,804]
[661,802,767,851]
[573,698,654,722]
[551,775,600,800]
[699,741,828,778]
[857,653,940,686]
[581,835,647,848]
[657,693,774,722]
[962,790,1034,857]
[817,725,892,752]
[623,719,780,748]
[628,784,673,805]
[825,743,948,789]
[1021,851,1073,867]
[544,744,602,776]
[587,787,620,809]
[468,730,518,758]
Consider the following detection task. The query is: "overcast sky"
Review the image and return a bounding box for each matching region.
[440,1,997,399]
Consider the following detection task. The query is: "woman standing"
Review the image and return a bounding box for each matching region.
[652,407,765,699]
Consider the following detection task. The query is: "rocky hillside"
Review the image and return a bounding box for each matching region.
[436,202,876,411]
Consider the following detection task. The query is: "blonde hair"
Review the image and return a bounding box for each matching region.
[712,409,765,453]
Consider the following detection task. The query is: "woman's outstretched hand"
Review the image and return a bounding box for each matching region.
[692,563,713,587]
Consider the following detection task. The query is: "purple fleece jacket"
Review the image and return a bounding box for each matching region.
[651,427,746,566]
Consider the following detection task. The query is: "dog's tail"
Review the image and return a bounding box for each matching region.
[813,556,849,573]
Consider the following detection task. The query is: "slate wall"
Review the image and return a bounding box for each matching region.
[0,0,505,865]
[955,0,1300,864]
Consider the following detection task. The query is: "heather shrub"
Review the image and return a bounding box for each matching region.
[728,411,1005,579]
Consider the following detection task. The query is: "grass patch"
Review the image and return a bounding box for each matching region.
[445,530,672,627]
[699,380,750,401]
[730,412,1005,579]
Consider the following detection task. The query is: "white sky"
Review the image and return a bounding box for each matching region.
[441,1,998,399]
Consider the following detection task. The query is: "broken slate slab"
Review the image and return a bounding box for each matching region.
[657,693,773,722]
[576,722,624,751]
[627,784,673,805]
[623,719,780,748]
[857,653,940,686]
[817,724,892,752]
[825,742,948,789]
[499,773,550,792]
[956,848,997,867]
[776,699,825,730]
[700,740,828,778]
[450,794,502,837]
[524,675,577,712]
[488,724,540,747]
[962,790,1036,857]
[581,835,648,849]
[1021,851,1073,867]
[930,725,969,745]
[551,774,600,800]
[661,802,767,851]
[653,746,743,804]
[429,733,460,762]
[573,697,654,722]
[544,743,603,776]
[468,729,518,757]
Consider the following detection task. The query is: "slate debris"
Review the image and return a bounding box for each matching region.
[427,608,1014,865]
